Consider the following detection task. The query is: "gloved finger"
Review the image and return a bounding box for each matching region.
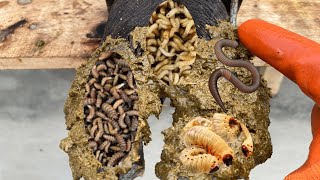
[238,19,320,106]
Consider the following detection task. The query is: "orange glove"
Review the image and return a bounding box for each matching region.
[238,19,320,179]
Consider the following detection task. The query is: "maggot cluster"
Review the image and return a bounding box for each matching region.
[83,52,139,167]
[147,0,198,85]
[179,114,253,174]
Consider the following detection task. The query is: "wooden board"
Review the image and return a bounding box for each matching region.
[0,0,107,69]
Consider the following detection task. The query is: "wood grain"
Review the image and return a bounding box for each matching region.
[0,0,107,69]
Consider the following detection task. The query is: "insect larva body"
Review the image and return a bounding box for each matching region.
[183,117,213,132]
[115,133,127,151]
[84,98,96,106]
[96,96,102,108]
[126,110,139,117]
[127,72,134,89]
[110,87,121,99]
[88,140,98,151]
[113,99,124,109]
[118,90,131,103]
[90,125,98,138]
[109,146,122,152]
[86,105,95,120]
[97,64,107,72]
[114,58,129,67]
[103,135,116,142]
[236,120,253,157]
[118,106,125,115]
[107,152,125,167]
[125,115,131,127]
[85,84,91,96]
[108,122,118,135]
[95,111,111,121]
[184,126,234,166]
[179,147,219,174]
[130,117,139,132]
[110,121,120,131]
[102,103,118,119]
[91,66,99,79]
[211,113,240,143]
[99,140,111,151]
[126,139,132,152]
[118,113,127,129]
[106,60,116,69]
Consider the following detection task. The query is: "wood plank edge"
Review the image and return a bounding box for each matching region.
[0,57,86,69]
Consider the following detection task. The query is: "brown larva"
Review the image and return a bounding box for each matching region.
[106,60,116,69]
[103,135,116,142]
[96,96,103,108]
[91,65,100,79]
[125,115,131,127]
[85,83,91,96]
[179,146,219,174]
[110,120,120,131]
[95,111,111,121]
[115,133,127,151]
[127,72,134,89]
[109,146,122,152]
[86,105,95,120]
[126,139,132,152]
[84,98,96,106]
[130,117,139,132]
[118,113,127,129]
[90,125,98,138]
[118,89,131,103]
[94,118,104,141]
[110,87,121,99]
[113,99,124,109]
[97,64,107,72]
[211,113,241,143]
[126,110,139,117]
[184,126,234,166]
[118,106,125,115]
[107,152,125,167]
[99,140,111,151]
[88,140,98,151]
[93,83,104,91]
[108,122,119,135]
[102,103,118,119]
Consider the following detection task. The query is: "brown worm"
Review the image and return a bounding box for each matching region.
[107,152,125,167]
[209,39,260,112]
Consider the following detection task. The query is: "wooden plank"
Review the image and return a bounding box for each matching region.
[0,0,107,69]
[0,57,85,69]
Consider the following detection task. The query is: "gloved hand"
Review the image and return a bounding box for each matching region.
[238,19,320,179]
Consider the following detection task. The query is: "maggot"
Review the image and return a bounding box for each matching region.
[107,152,125,167]
[102,103,118,119]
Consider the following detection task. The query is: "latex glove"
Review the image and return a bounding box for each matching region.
[238,19,320,180]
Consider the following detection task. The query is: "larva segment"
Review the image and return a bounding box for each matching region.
[147,0,198,85]
[184,126,234,166]
[211,113,240,142]
[184,117,213,130]
[179,147,219,174]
